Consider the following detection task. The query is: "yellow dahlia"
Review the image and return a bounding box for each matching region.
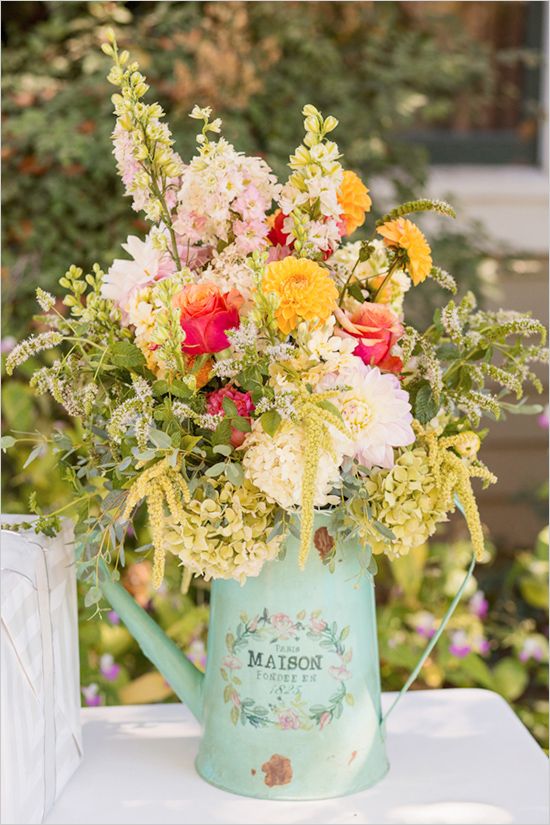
[263,257,338,335]
[378,218,432,285]
[338,170,372,235]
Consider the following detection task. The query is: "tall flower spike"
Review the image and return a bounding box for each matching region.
[122,458,191,589]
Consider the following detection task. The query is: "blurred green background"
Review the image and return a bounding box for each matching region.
[1,1,548,748]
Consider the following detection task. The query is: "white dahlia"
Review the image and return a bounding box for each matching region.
[318,358,415,469]
[242,420,343,510]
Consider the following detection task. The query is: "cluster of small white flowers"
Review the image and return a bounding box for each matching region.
[108,378,153,447]
[6,332,63,376]
[278,105,343,255]
[254,392,296,420]
[30,361,98,417]
[196,412,224,431]
[36,288,56,313]
[171,401,195,420]
[211,358,241,380]
[132,376,153,402]
[225,320,259,352]
[441,301,464,344]
[174,125,280,253]
[265,342,297,362]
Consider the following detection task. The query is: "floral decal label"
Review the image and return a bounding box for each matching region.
[220,608,354,730]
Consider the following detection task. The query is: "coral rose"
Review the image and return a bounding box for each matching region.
[173,281,243,355]
[334,303,404,373]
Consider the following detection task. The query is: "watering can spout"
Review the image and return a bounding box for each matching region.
[98,561,204,722]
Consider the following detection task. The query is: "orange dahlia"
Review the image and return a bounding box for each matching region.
[338,170,372,235]
[377,217,432,285]
[263,257,338,335]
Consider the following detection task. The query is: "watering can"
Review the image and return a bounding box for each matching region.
[99,510,475,800]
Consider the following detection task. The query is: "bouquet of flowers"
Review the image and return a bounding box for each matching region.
[5,35,548,602]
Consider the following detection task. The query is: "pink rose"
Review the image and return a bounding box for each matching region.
[277,710,301,730]
[309,616,327,634]
[270,613,297,640]
[206,386,255,447]
[173,281,243,355]
[334,303,404,374]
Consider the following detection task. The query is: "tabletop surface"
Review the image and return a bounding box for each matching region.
[45,689,548,825]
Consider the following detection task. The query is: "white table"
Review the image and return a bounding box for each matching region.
[46,689,548,825]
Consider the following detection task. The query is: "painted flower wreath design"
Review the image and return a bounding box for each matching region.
[220,608,354,730]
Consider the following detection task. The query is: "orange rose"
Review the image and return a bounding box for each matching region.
[173,282,243,355]
[334,303,404,373]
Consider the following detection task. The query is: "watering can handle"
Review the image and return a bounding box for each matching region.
[381,550,476,725]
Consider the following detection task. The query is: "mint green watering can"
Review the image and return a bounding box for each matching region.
[99,511,474,800]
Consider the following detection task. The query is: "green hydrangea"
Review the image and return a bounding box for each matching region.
[165,479,285,584]
[359,445,447,557]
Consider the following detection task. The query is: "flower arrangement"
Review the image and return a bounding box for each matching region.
[4,34,548,603]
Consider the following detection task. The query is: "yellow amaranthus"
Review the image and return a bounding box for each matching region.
[295,390,352,569]
[122,458,191,588]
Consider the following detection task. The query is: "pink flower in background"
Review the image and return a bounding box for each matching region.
[206,386,255,447]
[222,655,242,671]
[0,337,16,354]
[414,612,437,639]
[277,710,301,730]
[107,610,120,625]
[469,591,489,619]
[99,654,121,682]
[449,630,472,659]
[186,639,207,671]
[473,635,490,656]
[519,637,546,663]
[81,683,103,707]
[270,613,297,640]
[538,405,549,430]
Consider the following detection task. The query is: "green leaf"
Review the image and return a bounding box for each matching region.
[316,400,343,421]
[148,429,173,450]
[348,281,364,302]
[458,653,495,691]
[22,444,44,469]
[222,397,238,417]
[205,462,226,478]
[111,341,146,368]
[414,382,440,424]
[232,415,251,433]
[493,657,529,701]
[153,379,193,400]
[225,462,244,486]
[213,444,232,457]
[260,410,282,437]
[212,418,232,446]
[0,436,16,451]
[84,585,102,608]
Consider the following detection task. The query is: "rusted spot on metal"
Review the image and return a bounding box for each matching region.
[313,526,334,561]
[261,754,293,787]
[251,768,256,776]
[348,750,358,765]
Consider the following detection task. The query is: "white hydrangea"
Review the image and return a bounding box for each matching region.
[242,420,343,510]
